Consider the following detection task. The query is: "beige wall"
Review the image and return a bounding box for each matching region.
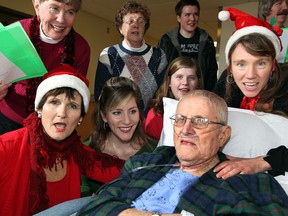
[0,0,158,97]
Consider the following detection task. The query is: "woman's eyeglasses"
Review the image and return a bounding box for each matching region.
[123,18,146,26]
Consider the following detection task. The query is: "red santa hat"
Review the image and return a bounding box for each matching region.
[218,7,283,64]
[35,64,90,113]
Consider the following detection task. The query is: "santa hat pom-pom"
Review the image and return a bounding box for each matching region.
[218,10,230,21]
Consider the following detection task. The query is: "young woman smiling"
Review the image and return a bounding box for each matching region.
[81,77,157,196]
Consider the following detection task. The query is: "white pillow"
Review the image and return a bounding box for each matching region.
[158,97,288,194]
[158,97,178,147]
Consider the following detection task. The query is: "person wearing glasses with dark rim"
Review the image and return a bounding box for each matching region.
[93,0,167,114]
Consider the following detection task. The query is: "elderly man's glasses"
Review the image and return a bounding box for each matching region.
[170,114,225,129]
[123,18,146,26]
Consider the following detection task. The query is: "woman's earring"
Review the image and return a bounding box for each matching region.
[269,73,273,83]
[103,122,108,130]
[77,117,83,126]
[226,73,235,84]
[37,112,42,118]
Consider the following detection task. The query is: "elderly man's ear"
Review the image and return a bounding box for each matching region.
[219,126,231,148]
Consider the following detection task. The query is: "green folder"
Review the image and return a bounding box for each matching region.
[0,21,47,83]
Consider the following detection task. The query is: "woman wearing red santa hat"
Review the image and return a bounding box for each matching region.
[213,8,288,179]
[0,64,124,216]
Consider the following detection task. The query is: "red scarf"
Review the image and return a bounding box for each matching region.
[240,96,260,110]
[25,16,75,114]
[23,113,91,214]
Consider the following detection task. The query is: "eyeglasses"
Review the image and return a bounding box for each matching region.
[123,18,146,26]
[170,114,226,129]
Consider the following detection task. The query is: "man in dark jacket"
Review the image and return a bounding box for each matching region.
[158,0,218,91]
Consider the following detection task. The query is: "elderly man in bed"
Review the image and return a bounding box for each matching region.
[72,90,288,216]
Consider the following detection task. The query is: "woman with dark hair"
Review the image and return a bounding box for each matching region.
[0,0,90,135]
[0,65,122,216]
[214,8,288,179]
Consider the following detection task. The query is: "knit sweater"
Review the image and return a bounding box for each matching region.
[94,42,167,111]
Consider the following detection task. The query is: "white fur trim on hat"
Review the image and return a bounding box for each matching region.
[35,74,90,113]
[225,26,281,65]
[218,10,230,21]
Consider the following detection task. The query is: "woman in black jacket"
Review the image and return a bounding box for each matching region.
[214,7,288,178]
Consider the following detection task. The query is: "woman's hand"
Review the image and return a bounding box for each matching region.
[0,83,11,100]
[214,155,272,179]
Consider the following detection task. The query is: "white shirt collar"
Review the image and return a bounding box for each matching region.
[39,23,63,44]
[122,39,147,52]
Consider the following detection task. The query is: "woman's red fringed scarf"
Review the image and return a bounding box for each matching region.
[23,113,91,215]
[240,96,260,110]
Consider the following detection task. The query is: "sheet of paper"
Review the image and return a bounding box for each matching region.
[0,52,26,87]
[0,21,47,85]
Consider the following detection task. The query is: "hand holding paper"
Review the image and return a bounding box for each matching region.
[0,83,11,100]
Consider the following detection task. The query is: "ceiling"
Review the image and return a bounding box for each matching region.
[81,0,258,41]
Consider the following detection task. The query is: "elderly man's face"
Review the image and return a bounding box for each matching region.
[173,95,229,168]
